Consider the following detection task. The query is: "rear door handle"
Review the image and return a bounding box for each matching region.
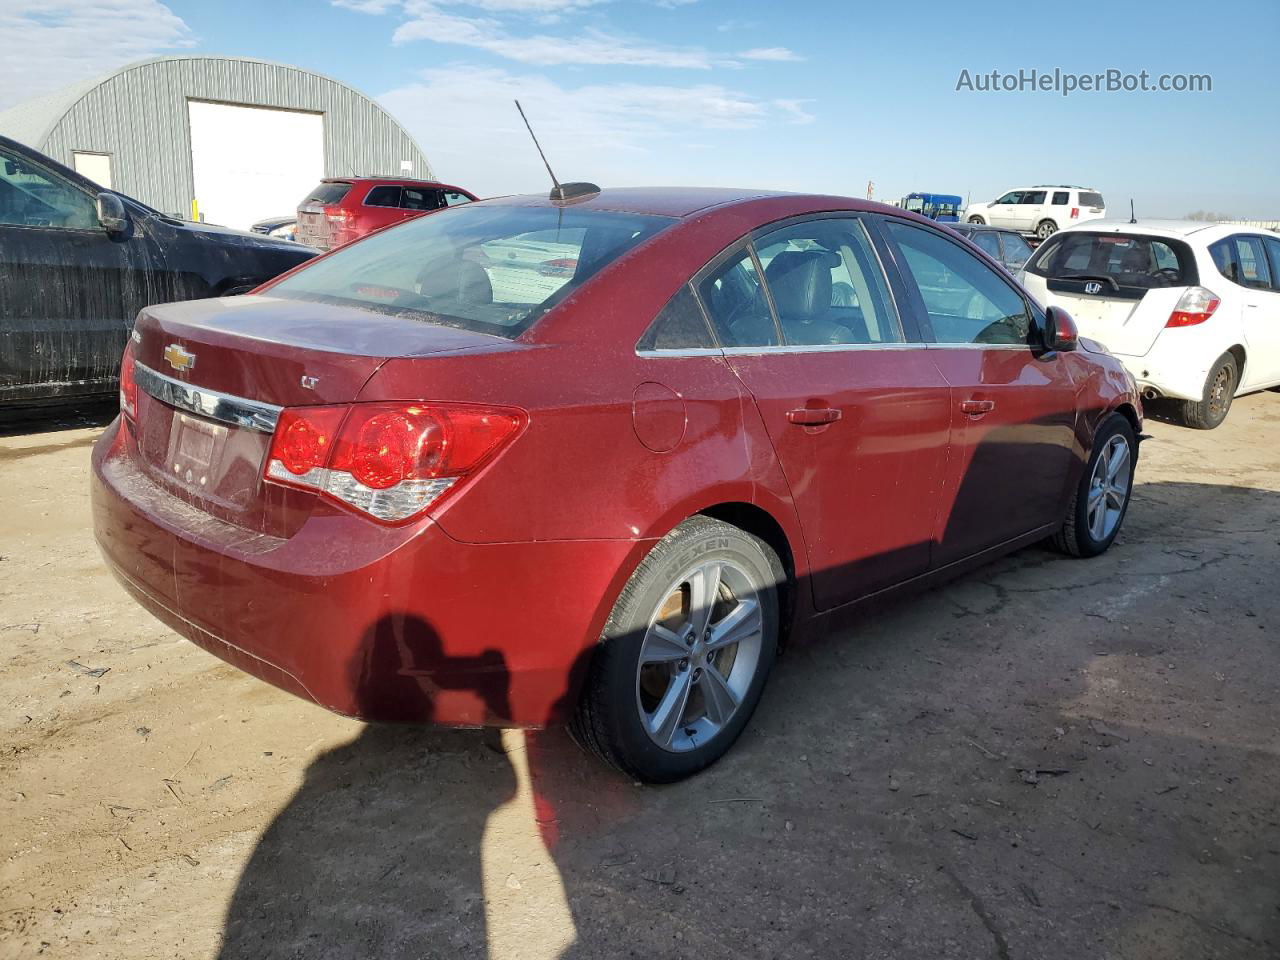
[786,407,842,425]
[960,399,995,415]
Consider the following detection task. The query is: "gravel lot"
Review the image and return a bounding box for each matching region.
[2,393,1278,960]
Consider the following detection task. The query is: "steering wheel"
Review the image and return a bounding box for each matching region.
[1155,268,1181,282]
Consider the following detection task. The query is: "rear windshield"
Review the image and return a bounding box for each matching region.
[301,182,352,207]
[1079,192,1104,208]
[269,204,675,338]
[1027,231,1196,298]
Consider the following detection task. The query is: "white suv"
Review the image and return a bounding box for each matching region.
[965,186,1106,239]
[1021,220,1280,428]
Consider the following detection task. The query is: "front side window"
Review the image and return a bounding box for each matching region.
[754,218,901,345]
[995,191,1022,205]
[885,220,1030,345]
[270,204,674,338]
[0,148,97,229]
[697,246,777,347]
[1001,233,1034,267]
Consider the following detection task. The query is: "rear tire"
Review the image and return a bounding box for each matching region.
[1051,413,1137,558]
[1178,353,1237,429]
[1036,219,1058,239]
[968,216,986,225]
[571,516,782,783]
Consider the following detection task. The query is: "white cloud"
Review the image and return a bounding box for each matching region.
[0,0,194,110]
[739,47,803,62]
[378,65,812,195]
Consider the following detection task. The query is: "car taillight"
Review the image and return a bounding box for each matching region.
[264,402,525,523]
[1070,207,1080,219]
[119,342,138,420]
[1166,286,1220,328]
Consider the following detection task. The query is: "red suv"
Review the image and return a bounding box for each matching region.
[92,188,1141,782]
[296,177,476,250]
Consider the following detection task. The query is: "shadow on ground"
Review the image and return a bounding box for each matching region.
[215,479,1279,960]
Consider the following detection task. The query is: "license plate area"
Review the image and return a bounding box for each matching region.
[166,412,227,492]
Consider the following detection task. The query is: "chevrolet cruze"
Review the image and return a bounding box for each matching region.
[92,187,1142,782]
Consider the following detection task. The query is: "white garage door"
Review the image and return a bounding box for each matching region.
[187,100,324,231]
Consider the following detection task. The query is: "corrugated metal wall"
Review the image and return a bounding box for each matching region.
[38,57,432,219]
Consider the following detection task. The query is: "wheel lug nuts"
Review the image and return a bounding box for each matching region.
[679,658,689,671]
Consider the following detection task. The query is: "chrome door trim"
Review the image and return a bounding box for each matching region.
[134,362,282,433]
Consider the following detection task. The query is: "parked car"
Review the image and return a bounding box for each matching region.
[250,216,298,241]
[0,135,317,407]
[296,177,477,250]
[92,188,1141,782]
[1022,219,1280,428]
[900,192,963,222]
[965,186,1106,239]
[948,222,1036,274]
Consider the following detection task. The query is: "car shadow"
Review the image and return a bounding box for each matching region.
[214,479,1279,959]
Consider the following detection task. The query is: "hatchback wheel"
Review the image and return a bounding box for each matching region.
[1178,353,1237,429]
[1036,219,1058,239]
[572,516,782,783]
[1051,413,1137,557]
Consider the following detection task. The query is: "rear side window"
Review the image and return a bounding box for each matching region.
[1079,192,1104,208]
[270,205,674,339]
[1211,236,1274,290]
[364,185,401,207]
[1027,232,1197,298]
[970,231,1002,258]
[753,218,901,345]
[444,191,472,207]
[402,187,443,211]
[1022,191,1046,204]
[885,220,1030,345]
[301,182,351,207]
[1052,191,1069,205]
[1001,233,1034,266]
[637,285,714,351]
[697,247,777,347]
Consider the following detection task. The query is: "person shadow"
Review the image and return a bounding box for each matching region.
[216,614,526,960]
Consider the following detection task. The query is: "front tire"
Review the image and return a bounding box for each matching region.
[968,215,986,225]
[1036,219,1058,239]
[1177,353,1237,429]
[1051,413,1137,557]
[571,516,782,783]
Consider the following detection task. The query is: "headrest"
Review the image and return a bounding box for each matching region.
[765,250,838,320]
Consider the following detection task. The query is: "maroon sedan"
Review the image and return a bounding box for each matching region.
[92,187,1141,782]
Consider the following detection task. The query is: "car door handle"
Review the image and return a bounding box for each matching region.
[786,407,842,425]
[960,399,995,415]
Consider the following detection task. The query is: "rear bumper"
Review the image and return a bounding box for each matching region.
[91,418,645,727]
[1111,341,1213,403]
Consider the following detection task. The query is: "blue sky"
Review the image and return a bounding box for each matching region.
[4,0,1277,216]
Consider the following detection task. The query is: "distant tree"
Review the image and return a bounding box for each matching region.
[1185,210,1236,221]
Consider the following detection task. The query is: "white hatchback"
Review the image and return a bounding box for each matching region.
[1021,220,1280,428]
[965,186,1106,239]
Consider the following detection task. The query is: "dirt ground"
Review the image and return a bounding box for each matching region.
[1,393,1278,960]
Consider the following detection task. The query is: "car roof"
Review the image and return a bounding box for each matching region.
[1057,218,1246,240]
[322,176,471,191]
[474,186,895,220]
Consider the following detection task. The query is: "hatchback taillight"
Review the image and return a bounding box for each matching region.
[119,342,138,420]
[1166,286,1220,328]
[263,402,526,523]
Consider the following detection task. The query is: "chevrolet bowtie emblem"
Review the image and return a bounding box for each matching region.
[163,343,196,372]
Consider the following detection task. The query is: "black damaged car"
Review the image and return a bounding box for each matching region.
[0,134,317,406]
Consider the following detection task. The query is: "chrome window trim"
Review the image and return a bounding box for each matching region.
[923,342,1032,351]
[134,362,282,433]
[637,342,931,359]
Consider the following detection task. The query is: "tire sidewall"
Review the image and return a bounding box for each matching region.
[1071,415,1137,556]
[1200,354,1237,428]
[1037,220,1057,239]
[598,525,780,782]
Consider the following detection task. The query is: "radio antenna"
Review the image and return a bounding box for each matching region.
[513,100,600,203]
[1129,199,1137,224]
[515,100,563,196]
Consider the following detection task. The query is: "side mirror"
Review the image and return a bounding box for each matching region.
[1042,305,1078,352]
[96,192,129,236]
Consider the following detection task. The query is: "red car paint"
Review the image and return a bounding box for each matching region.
[91,187,1141,729]
[295,176,477,250]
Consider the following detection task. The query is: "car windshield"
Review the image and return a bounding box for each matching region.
[269,203,675,338]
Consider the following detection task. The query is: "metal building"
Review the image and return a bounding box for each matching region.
[0,55,432,230]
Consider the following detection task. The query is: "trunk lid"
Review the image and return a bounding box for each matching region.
[1036,285,1183,356]
[129,294,506,536]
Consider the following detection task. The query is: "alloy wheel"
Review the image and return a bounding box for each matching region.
[1086,434,1132,542]
[635,560,764,753]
